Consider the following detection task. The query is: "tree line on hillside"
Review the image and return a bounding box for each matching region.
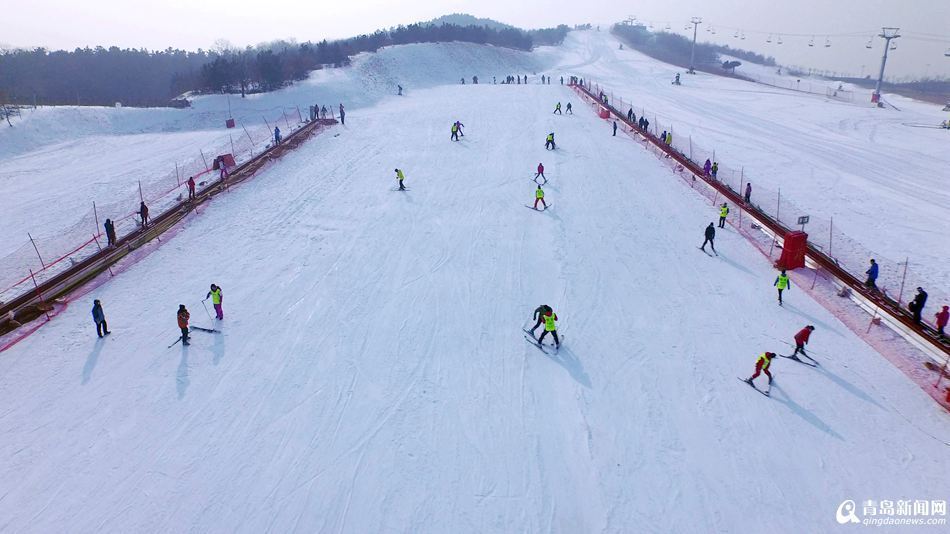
[612,23,775,75]
[0,23,570,108]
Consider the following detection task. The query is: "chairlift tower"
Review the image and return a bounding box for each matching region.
[872,27,900,105]
[687,17,702,74]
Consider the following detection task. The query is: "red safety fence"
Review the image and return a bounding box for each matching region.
[0,106,313,305]
[570,80,950,367]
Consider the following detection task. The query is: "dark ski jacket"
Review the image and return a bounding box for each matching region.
[866,262,879,280]
[705,224,716,240]
[533,305,553,320]
[92,303,105,324]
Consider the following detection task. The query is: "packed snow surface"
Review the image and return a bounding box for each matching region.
[1,32,949,533]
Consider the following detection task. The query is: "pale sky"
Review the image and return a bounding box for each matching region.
[5,0,949,79]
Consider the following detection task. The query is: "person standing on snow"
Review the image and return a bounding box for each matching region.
[627,108,633,121]
[273,126,281,145]
[744,182,752,203]
[545,132,555,150]
[206,284,223,320]
[534,163,545,180]
[537,307,560,348]
[455,121,464,137]
[909,287,928,325]
[92,299,110,338]
[774,270,791,305]
[665,131,672,145]
[554,102,562,114]
[613,121,618,136]
[711,161,719,178]
[936,305,949,339]
[104,219,117,247]
[865,259,879,289]
[700,223,717,255]
[339,103,345,125]
[703,159,712,176]
[529,304,553,336]
[395,168,406,190]
[398,84,403,95]
[533,185,547,210]
[139,201,150,229]
[718,203,729,228]
[187,176,196,201]
[451,122,460,141]
[791,325,816,362]
[566,102,573,114]
[177,304,191,346]
[744,352,776,386]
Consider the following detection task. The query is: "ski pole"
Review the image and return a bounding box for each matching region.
[201,299,214,323]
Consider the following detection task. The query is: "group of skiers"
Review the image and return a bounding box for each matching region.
[450,120,465,141]
[863,259,945,335]
[702,158,719,179]
[91,283,223,346]
[552,102,573,115]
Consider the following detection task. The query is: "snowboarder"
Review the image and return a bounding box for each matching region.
[545,133,555,150]
[711,161,719,178]
[339,103,345,125]
[533,185,547,210]
[791,325,816,362]
[700,223,717,254]
[451,122,460,141]
[187,176,196,200]
[718,203,729,228]
[537,307,560,349]
[274,126,281,145]
[703,159,712,176]
[744,182,752,203]
[554,102,562,114]
[529,304,553,336]
[909,287,928,325]
[139,201,149,229]
[865,259,879,289]
[534,163,545,180]
[774,270,791,304]
[398,85,403,95]
[92,299,110,338]
[104,219,117,247]
[565,102,573,114]
[395,168,406,190]
[177,304,191,346]
[744,352,776,387]
[936,305,949,339]
[613,121,618,136]
[206,284,223,320]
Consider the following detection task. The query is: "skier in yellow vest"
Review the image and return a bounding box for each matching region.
[451,122,459,141]
[545,133,555,150]
[394,168,406,190]
[718,203,729,228]
[533,185,547,210]
[774,270,790,305]
[744,352,776,392]
[205,284,223,320]
[537,308,560,349]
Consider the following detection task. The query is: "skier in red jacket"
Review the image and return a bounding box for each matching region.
[792,325,816,362]
[935,306,949,339]
[535,163,545,180]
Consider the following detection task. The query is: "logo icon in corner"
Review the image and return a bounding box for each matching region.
[836,500,860,524]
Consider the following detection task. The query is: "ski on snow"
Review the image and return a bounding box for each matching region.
[697,247,717,257]
[779,354,818,367]
[190,326,220,333]
[525,204,552,212]
[523,330,562,354]
[738,377,771,397]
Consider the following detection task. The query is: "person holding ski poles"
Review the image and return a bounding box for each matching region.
[791,325,816,362]
[545,133,555,150]
[206,284,223,320]
[744,352,776,387]
[565,103,573,114]
[774,270,790,305]
[395,168,406,190]
[455,121,465,137]
[533,185,547,210]
[451,122,460,141]
[139,201,150,229]
[700,223,717,255]
[553,103,562,115]
[177,305,191,346]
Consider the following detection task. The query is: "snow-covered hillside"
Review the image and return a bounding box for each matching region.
[1,32,949,533]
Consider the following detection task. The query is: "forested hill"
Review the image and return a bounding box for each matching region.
[0,20,569,108]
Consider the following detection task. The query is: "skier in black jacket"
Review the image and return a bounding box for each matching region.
[700,223,717,255]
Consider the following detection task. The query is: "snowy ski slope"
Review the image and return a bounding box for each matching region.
[550,31,950,308]
[1,79,949,532]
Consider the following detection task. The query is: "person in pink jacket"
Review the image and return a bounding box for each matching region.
[936,305,949,339]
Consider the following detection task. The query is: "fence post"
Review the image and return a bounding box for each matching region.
[829,217,833,258]
[138,180,144,203]
[93,201,100,236]
[175,161,180,187]
[897,257,909,307]
[229,134,235,156]
[29,269,51,320]
[689,136,692,160]
[28,233,46,269]
[199,149,209,171]
[776,188,781,222]
[283,111,291,129]
[295,105,303,123]
[92,234,115,277]
[243,125,255,149]
[263,116,273,137]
